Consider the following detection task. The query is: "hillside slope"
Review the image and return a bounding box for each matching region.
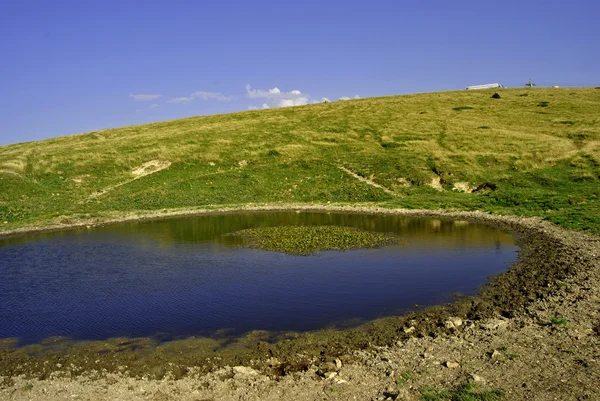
[1,88,599,233]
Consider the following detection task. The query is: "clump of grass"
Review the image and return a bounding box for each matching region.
[491,93,501,99]
[567,132,591,148]
[519,93,529,97]
[559,121,575,125]
[381,142,400,148]
[537,101,550,107]
[477,126,491,129]
[267,149,281,156]
[548,315,568,327]
[420,383,504,401]
[453,106,474,111]
[395,369,413,387]
[229,225,402,255]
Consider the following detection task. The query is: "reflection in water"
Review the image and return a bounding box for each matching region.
[0,212,517,345]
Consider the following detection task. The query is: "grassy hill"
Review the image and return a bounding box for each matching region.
[1,87,599,234]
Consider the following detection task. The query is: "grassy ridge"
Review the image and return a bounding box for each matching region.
[1,88,599,233]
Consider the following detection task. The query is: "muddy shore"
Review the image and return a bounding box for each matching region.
[1,205,599,400]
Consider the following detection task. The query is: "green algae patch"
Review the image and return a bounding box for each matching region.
[230,225,402,255]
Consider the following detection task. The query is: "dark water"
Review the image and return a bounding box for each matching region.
[0,212,518,345]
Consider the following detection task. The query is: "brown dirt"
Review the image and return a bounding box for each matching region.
[1,206,599,400]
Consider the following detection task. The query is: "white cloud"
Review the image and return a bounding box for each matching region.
[168,96,194,104]
[246,84,310,109]
[339,96,351,101]
[248,105,258,110]
[246,84,281,99]
[312,97,330,104]
[279,99,294,107]
[129,94,161,102]
[149,104,159,109]
[168,91,233,105]
[190,91,233,101]
[278,97,309,107]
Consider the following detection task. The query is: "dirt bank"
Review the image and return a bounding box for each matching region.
[1,206,599,400]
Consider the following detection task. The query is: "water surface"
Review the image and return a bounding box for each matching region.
[0,212,518,344]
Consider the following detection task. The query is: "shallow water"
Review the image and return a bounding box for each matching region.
[0,212,518,344]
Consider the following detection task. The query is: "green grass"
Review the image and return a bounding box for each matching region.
[548,316,568,327]
[1,88,599,234]
[420,383,504,401]
[230,225,401,255]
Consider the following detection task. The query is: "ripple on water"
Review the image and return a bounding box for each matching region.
[0,212,518,345]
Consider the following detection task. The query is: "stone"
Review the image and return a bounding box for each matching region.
[481,319,508,330]
[444,361,460,368]
[449,317,463,327]
[470,374,486,383]
[491,350,502,359]
[444,321,456,330]
[232,366,259,378]
[317,361,338,378]
[326,372,338,379]
[403,326,416,334]
[334,358,342,369]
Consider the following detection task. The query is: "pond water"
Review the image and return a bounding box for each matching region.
[0,212,518,345]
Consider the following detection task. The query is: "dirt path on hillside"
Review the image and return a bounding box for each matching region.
[1,206,599,400]
[88,160,171,199]
[338,167,398,196]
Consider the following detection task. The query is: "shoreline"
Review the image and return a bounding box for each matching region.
[1,204,599,400]
[0,202,537,241]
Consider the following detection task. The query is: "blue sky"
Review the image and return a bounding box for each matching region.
[1,0,598,146]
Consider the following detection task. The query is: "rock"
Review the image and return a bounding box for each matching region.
[335,379,347,384]
[317,361,338,377]
[444,321,456,330]
[232,366,259,378]
[470,374,486,383]
[481,319,508,330]
[448,317,463,327]
[403,326,416,334]
[334,358,343,369]
[490,350,502,359]
[326,372,338,379]
[444,361,460,368]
